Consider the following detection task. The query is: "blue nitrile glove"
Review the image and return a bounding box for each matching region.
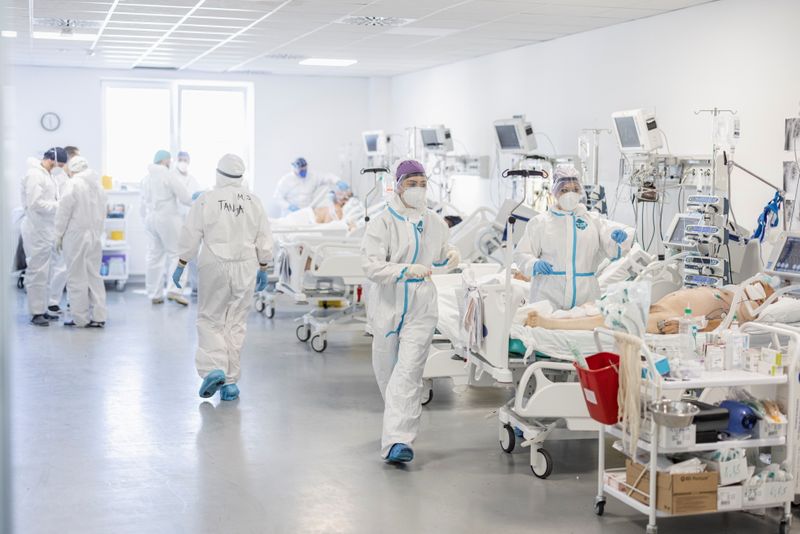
[611,229,627,244]
[256,270,268,292]
[192,191,203,201]
[172,265,185,289]
[288,204,299,212]
[533,260,554,276]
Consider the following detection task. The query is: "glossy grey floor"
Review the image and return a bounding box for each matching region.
[10,286,790,534]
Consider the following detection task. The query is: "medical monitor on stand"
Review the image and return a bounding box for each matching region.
[493,117,537,154]
[611,109,663,154]
[419,125,453,153]
[664,213,704,249]
[766,232,800,281]
[362,130,387,156]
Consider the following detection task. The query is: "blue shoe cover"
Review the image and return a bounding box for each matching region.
[220,384,240,401]
[199,370,226,398]
[386,443,414,463]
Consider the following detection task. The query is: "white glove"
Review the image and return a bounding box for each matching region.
[446,248,461,267]
[406,264,431,279]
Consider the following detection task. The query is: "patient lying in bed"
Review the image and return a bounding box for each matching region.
[525,281,774,334]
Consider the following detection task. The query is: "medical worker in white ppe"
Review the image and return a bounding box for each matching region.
[54,156,107,328]
[361,159,460,463]
[173,150,201,297]
[174,154,273,401]
[141,149,194,306]
[21,147,67,326]
[514,166,634,310]
[273,157,338,216]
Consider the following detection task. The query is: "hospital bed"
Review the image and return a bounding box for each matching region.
[253,225,367,352]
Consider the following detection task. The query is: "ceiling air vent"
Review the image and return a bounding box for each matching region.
[33,18,102,31]
[336,16,414,27]
[261,53,306,61]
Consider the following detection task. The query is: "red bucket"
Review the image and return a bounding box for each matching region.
[574,352,620,425]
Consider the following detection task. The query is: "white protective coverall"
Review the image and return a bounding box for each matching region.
[174,167,200,292]
[140,163,192,300]
[273,171,337,216]
[362,194,456,457]
[54,158,108,326]
[20,159,59,315]
[49,165,69,308]
[177,157,273,385]
[514,204,633,310]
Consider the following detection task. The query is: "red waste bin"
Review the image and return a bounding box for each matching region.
[574,352,620,425]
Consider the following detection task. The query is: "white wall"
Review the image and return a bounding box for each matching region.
[6,66,375,207]
[388,0,800,230]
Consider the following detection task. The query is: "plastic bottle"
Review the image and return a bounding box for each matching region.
[724,316,749,370]
[678,306,697,359]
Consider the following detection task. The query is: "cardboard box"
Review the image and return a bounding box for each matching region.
[742,481,794,507]
[717,485,743,511]
[761,347,784,366]
[744,349,761,372]
[758,360,785,376]
[757,419,788,439]
[625,460,718,515]
[706,456,749,486]
[604,471,627,492]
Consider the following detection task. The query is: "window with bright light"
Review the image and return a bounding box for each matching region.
[178,88,248,189]
[102,81,252,189]
[103,85,171,184]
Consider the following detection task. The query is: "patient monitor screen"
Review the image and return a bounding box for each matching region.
[364,134,378,153]
[775,236,800,274]
[614,116,641,149]
[495,125,521,150]
[421,129,440,147]
[668,215,701,247]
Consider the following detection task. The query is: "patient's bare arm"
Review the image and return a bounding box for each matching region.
[525,310,606,330]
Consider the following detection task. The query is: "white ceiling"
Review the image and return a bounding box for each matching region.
[2,0,715,76]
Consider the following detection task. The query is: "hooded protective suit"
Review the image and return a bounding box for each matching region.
[273,170,338,216]
[141,163,192,300]
[514,204,633,310]
[48,165,69,308]
[54,157,108,326]
[178,154,273,386]
[362,194,456,458]
[20,159,59,315]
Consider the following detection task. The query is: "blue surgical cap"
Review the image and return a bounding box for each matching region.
[153,149,171,164]
[292,157,307,168]
[177,151,190,161]
[43,147,68,163]
[336,180,350,192]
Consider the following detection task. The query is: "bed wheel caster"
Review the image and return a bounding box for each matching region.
[779,519,790,534]
[421,379,433,406]
[266,306,275,319]
[255,299,265,313]
[310,334,327,353]
[593,498,605,516]
[17,275,24,289]
[500,423,515,453]
[529,447,553,479]
[296,325,311,342]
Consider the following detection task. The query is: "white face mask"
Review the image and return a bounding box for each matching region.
[402,187,427,209]
[177,161,189,173]
[558,192,581,211]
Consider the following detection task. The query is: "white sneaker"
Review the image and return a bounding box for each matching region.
[167,292,189,306]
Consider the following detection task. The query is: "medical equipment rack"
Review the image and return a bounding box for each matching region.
[102,203,129,291]
[592,324,798,534]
